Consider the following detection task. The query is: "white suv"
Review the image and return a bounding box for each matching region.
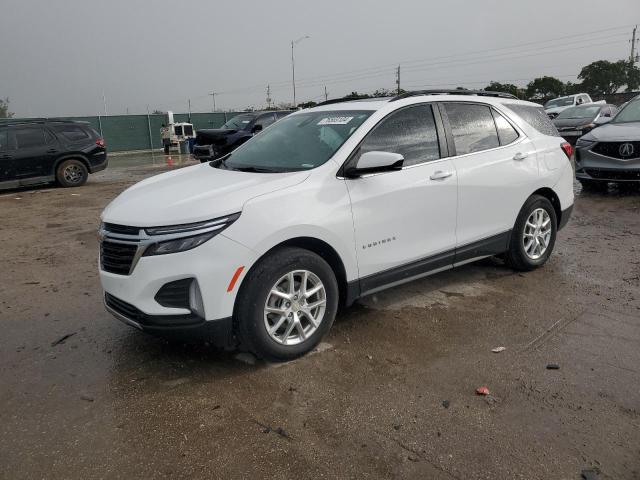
[99,91,574,361]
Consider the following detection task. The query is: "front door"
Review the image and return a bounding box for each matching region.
[345,103,458,293]
[0,127,13,182]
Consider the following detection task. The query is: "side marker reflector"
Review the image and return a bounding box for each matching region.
[227,266,245,292]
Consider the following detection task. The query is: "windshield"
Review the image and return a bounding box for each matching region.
[220,110,373,172]
[544,97,574,109]
[612,99,640,124]
[222,114,256,130]
[556,105,600,120]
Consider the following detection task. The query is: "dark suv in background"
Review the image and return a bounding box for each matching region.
[192,111,291,162]
[0,119,107,190]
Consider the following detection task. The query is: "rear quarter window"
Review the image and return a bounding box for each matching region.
[51,124,90,142]
[504,104,560,137]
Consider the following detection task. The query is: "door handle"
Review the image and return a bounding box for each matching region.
[513,152,528,161]
[430,170,453,180]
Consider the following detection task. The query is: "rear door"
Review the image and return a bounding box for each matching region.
[9,126,57,180]
[441,102,538,257]
[345,103,458,290]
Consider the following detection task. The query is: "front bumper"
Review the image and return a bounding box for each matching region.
[99,233,257,340]
[105,293,234,346]
[575,144,640,182]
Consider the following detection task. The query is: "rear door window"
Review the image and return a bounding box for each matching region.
[444,103,499,155]
[357,104,440,167]
[13,127,47,149]
[492,109,519,145]
[51,124,90,141]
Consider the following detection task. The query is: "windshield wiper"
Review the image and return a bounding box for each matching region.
[233,166,280,173]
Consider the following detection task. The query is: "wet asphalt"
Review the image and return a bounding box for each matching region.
[0,153,639,479]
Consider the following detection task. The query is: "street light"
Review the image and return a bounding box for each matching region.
[291,35,310,108]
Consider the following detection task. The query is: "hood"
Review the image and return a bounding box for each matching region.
[101,163,310,227]
[553,117,594,129]
[545,106,570,114]
[195,129,240,146]
[581,121,640,142]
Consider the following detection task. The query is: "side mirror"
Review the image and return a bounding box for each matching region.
[344,151,404,178]
[251,124,263,134]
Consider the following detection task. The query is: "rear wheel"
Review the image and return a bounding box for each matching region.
[505,195,557,271]
[235,247,338,362]
[56,159,88,187]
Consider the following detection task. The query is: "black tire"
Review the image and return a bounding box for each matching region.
[504,195,557,271]
[234,247,339,362]
[56,159,88,187]
[579,179,606,191]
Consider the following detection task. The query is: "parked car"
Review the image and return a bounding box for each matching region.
[553,103,618,144]
[98,90,574,361]
[192,111,291,162]
[575,96,640,188]
[544,93,597,119]
[0,119,106,190]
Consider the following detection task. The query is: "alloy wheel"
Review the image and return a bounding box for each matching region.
[523,208,552,260]
[263,270,327,346]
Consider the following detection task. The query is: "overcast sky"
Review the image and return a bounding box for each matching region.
[1,0,638,117]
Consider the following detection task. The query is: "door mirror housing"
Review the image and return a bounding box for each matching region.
[344,151,404,178]
[251,124,263,134]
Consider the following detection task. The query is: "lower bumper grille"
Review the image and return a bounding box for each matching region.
[585,168,640,181]
[105,293,202,327]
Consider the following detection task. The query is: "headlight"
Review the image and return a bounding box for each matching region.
[142,213,240,256]
[575,138,595,148]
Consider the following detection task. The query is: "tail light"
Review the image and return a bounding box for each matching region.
[561,142,573,159]
[96,138,105,148]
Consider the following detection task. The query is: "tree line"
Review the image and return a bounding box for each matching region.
[298,59,640,108]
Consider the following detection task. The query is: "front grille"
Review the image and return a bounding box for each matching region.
[592,142,640,160]
[585,168,640,181]
[155,279,192,309]
[105,293,202,327]
[100,241,138,275]
[103,223,141,235]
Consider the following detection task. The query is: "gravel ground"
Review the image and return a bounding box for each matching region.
[1,155,639,480]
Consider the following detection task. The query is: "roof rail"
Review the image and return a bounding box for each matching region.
[0,117,86,126]
[390,89,518,101]
[316,95,387,107]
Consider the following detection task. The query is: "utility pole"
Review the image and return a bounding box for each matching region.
[209,92,217,112]
[291,35,310,108]
[188,98,192,122]
[324,86,328,102]
[631,25,639,65]
[396,65,401,95]
[266,85,272,109]
[102,91,108,117]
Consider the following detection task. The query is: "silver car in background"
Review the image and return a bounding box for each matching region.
[575,97,640,189]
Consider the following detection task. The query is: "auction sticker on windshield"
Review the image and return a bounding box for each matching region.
[318,116,354,125]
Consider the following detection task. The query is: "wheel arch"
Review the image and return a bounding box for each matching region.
[531,187,562,226]
[238,236,352,308]
[52,154,90,176]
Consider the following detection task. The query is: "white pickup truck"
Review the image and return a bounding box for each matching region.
[544,93,602,119]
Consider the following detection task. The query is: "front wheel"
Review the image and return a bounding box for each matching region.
[234,247,339,362]
[504,195,557,271]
